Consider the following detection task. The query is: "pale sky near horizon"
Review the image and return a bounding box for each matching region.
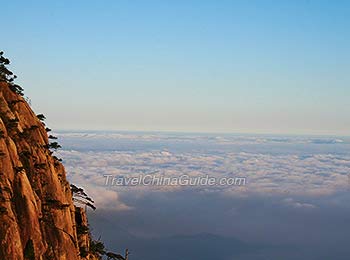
[2,1,350,135]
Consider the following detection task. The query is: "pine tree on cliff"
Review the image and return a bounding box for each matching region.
[0,51,24,95]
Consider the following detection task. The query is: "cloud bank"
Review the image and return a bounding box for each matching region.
[54,132,350,259]
[56,132,350,210]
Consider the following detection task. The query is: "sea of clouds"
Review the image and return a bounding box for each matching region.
[56,132,350,209]
[55,131,350,259]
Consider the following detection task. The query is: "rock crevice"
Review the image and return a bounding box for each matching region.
[0,81,99,260]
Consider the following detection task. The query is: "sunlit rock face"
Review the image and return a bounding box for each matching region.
[0,82,99,260]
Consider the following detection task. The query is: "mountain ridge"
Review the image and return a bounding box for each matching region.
[0,79,99,259]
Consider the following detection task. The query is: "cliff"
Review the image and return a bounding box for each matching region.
[0,80,99,259]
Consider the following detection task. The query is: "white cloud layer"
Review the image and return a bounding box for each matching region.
[56,132,350,210]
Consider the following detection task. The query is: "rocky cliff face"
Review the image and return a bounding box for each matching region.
[0,81,99,260]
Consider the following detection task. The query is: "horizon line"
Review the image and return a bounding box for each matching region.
[52,128,350,138]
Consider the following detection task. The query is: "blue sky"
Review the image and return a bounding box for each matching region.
[2,1,350,135]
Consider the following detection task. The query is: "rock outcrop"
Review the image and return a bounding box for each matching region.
[0,80,99,259]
